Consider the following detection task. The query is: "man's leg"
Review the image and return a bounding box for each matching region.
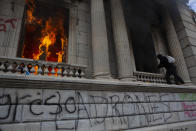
[172,69,184,84]
[165,71,172,84]
[173,73,184,84]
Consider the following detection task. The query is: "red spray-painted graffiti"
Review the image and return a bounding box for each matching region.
[182,102,196,118]
[0,18,17,32]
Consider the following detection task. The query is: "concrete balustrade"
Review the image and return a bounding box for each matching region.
[134,71,167,83]
[0,57,86,78]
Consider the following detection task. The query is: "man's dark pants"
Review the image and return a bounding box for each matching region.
[165,66,184,84]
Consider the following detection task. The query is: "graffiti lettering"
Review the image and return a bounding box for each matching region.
[0,91,191,131]
[64,97,76,113]
[0,94,12,120]
[29,99,43,115]
[179,93,196,101]
[182,102,196,118]
[0,18,17,32]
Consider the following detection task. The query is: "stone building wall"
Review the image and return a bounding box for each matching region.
[0,0,91,68]
[0,77,196,131]
[0,0,24,57]
[1,0,196,131]
[74,0,92,77]
[174,0,196,84]
[68,0,91,67]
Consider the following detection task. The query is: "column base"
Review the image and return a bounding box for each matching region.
[118,75,136,81]
[93,72,112,79]
[183,81,193,86]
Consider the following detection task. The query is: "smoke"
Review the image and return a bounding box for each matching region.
[39,0,71,8]
[122,0,175,29]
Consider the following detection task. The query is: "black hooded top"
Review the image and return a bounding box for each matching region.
[157,55,175,70]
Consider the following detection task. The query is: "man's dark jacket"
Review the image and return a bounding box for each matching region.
[157,56,175,70]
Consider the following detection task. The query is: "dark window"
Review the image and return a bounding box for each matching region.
[122,0,163,73]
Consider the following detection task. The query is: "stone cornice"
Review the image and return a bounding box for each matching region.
[0,74,196,93]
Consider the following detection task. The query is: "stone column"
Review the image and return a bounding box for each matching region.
[91,0,111,78]
[110,0,136,80]
[163,9,191,83]
[68,8,77,65]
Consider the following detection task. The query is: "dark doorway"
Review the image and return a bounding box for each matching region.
[122,0,163,73]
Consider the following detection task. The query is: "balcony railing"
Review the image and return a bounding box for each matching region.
[134,71,166,83]
[0,57,86,78]
[0,57,171,84]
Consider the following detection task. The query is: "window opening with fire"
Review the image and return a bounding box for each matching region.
[19,0,69,63]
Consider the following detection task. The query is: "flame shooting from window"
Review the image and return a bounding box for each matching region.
[22,0,68,63]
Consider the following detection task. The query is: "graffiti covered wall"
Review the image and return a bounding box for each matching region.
[0,87,196,131]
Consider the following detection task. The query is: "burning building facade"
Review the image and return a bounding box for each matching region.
[0,0,196,130]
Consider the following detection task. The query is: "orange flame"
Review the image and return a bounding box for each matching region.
[26,0,36,23]
[22,0,68,63]
[34,65,38,75]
